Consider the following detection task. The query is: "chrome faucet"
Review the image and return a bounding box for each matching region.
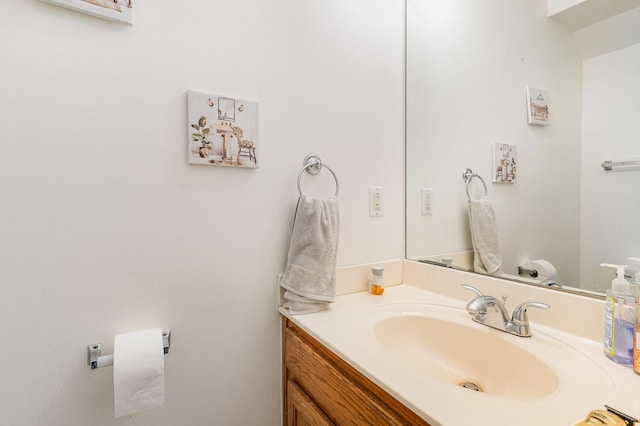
[461,284,550,337]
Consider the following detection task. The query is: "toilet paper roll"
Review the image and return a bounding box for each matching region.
[523,259,557,281]
[114,328,165,418]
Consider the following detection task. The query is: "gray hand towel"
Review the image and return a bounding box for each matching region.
[468,198,503,275]
[282,290,330,315]
[281,195,339,314]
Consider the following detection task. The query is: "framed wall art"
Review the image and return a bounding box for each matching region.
[41,0,134,25]
[526,86,549,126]
[187,90,259,168]
[492,142,517,183]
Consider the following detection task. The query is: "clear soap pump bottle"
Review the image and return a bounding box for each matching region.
[631,258,640,375]
[635,292,640,375]
[600,263,635,365]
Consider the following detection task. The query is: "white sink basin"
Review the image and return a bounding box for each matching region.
[374,314,558,398]
[367,303,613,401]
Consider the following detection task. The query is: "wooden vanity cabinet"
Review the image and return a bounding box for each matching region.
[282,318,431,426]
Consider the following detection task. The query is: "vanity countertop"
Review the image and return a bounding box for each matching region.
[280,262,640,426]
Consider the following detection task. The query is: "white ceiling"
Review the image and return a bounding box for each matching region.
[548,0,640,59]
[548,0,640,30]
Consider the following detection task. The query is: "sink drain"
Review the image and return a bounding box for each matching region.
[458,381,483,392]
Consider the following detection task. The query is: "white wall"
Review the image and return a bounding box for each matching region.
[406,0,583,285]
[580,43,640,293]
[0,1,404,424]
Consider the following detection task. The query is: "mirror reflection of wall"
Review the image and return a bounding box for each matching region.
[406,0,640,295]
[581,42,640,293]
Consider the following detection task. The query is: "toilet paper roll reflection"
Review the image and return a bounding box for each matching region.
[114,328,165,418]
[523,259,557,281]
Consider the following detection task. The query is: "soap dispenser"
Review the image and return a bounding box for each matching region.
[600,263,635,365]
[631,258,640,375]
[635,292,640,375]
[626,257,640,285]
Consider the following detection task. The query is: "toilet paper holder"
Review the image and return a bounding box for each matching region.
[87,330,171,370]
[517,266,539,277]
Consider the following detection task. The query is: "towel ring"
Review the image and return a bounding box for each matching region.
[462,168,488,201]
[297,154,339,197]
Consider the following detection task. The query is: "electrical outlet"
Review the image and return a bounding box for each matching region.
[369,186,383,217]
[421,187,433,216]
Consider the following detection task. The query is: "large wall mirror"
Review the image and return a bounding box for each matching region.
[406,0,640,296]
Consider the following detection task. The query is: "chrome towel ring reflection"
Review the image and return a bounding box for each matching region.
[462,168,488,201]
[297,154,339,197]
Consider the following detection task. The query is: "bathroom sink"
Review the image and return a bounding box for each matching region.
[374,314,558,398]
[284,280,634,425]
[368,303,612,400]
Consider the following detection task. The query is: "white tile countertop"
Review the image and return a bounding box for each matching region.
[280,260,640,426]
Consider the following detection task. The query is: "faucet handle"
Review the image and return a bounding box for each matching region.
[461,284,483,297]
[512,301,550,318]
[510,302,551,337]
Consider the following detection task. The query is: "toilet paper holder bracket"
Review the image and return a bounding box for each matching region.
[87,330,171,370]
[517,266,538,278]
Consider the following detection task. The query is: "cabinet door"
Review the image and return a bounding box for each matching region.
[283,319,431,426]
[287,380,335,426]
